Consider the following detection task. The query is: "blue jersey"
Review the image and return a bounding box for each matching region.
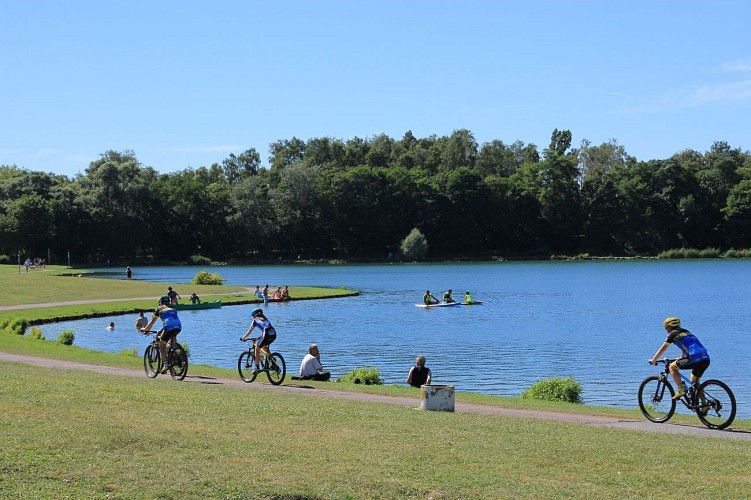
[154,305,181,331]
[667,327,709,362]
[248,316,276,335]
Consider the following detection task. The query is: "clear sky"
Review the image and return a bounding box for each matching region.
[1,1,750,178]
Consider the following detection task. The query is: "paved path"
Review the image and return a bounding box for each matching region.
[1,351,748,441]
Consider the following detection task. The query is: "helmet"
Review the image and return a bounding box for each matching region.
[251,308,263,317]
[662,317,681,329]
[158,295,171,305]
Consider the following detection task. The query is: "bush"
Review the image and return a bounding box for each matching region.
[520,376,583,404]
[657,247,720,259]
[7,318,29,335]
[338,366,383,385]
[0,254,10,264]
[192,269,226,285]
[400,228,428,261]
[120,348,138,357]
[29,326,45,340]
[188,255,212,265]
[722,248,751,258]
[58,330,75,345]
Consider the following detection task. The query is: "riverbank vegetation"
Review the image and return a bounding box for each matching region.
[2,132,750,264]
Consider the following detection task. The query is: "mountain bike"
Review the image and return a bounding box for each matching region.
[638,358,736,430]
[142,331,189,381]
[238,337,286,385]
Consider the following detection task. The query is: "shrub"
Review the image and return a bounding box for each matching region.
[723,248,751,258]
[188,255,212,265]
[58,330,75,345]
[400,228,428,261]
[120,348,138,357]
[338,366,383,385]
[520,376,583,404]
[29,326,45,340]
[0,254,10,264]
[9,318,29,335]
[177,341,190,358]
[192,269,225,285]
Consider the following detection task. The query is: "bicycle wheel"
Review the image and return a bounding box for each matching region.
[638,375,676,423]
[169,343,189,381]
[143,342,161,378]
[238,351,258,383]
[695,379,736,430]
[266,352,286,385]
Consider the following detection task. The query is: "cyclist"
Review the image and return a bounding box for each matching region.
[649,317,710,400]
[240,308,277,373]
[442,289,455,303]
[140,296,183,374]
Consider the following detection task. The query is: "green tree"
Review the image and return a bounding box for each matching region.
[400,228,428,260]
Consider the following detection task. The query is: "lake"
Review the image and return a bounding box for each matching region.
[47,260,751,418]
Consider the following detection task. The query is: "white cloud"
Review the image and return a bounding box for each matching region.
[717,58,751,73]
[688,80,751,105]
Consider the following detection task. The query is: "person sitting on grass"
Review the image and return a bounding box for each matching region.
[299,343,331,381]
[406,355,432,388]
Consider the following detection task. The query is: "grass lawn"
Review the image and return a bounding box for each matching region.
[2,264,750,497]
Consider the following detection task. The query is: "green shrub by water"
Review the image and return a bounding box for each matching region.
[120,348,138,357]
[188,255,212,265]
[57,330,75,345]
[521,376,583,404]
[191,269,226,285]
[657,247,721,259]
[29,327,45,340]
[339,366,383,385]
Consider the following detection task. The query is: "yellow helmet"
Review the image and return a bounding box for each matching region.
[662,317,681,328]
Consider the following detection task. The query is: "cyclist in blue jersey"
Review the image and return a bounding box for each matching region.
[240,308,277,373]
[141,296,183,374]
[649,317,710,400]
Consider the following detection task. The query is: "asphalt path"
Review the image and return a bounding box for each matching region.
[1,351,749,442]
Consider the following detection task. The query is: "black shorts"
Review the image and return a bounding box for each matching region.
[676,357,710,378]
[159,328,181,342]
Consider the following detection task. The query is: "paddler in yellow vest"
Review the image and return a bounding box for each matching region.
[464,291,472,304]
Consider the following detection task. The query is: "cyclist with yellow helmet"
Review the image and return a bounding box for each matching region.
[649,317,710,400]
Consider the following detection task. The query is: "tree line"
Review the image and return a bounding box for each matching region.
[1,129,750,264]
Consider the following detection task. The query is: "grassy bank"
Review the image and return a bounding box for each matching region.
[0,264,358,324]
[2,344,751,498]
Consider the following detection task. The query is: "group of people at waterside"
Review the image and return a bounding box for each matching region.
[423,289,474,305]
[254,285,291,302]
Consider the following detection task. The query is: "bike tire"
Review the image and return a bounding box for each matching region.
[266,352,286,385]
[238,351,258,383]
[695,379,736,430]
[143,342,161,378]
[638,375,676,423]
[169,343,189,381]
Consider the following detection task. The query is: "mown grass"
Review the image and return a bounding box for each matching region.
[2,355,751,499]
[0,264,358,323]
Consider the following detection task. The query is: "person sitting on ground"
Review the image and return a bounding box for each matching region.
[406,355,432,388]
[135,311,148,331]
[189,292,201,304]
[299,343,331,381]
[443,289,455,303]
[281,285,290,301]
[423,290,439,305]
[273,287,282,300]
[254,286,263,299]
[240,308,277,373]
[166,286,181,305]
[140,296,183,374]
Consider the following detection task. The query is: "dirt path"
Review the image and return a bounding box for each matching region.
[1,351,748,441]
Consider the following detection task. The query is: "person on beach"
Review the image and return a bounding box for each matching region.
[166,286,181,305]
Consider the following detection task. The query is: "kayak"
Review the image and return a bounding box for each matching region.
[173,299,222,310]
[414,302,461,308]
[461,301,484,305]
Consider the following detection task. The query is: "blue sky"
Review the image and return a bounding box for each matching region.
[1,1,750,178]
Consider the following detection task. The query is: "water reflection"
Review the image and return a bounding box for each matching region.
[47,261,751,418]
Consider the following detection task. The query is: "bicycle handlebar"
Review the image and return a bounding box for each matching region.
[650,358,675,366]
